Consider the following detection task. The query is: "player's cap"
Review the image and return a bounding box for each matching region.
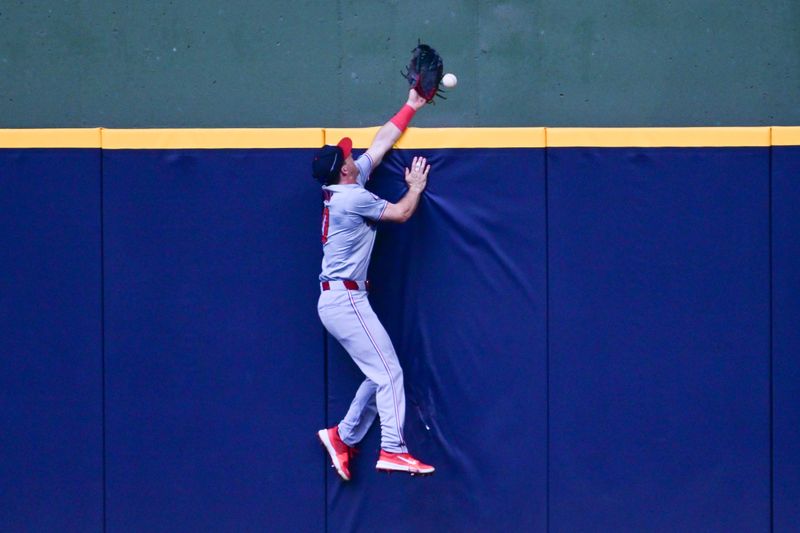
[311,137,353,184]
[336,137,352,159]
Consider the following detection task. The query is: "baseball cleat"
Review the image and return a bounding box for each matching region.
[318,426,354,481]
[375,450,435,475]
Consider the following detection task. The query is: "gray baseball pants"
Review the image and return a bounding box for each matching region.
[318,288,407,453]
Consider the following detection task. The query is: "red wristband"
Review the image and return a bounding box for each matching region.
[390,104,416,132]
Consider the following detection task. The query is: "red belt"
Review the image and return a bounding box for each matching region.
[321,280,370,291]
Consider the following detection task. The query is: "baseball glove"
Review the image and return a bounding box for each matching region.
[402,42,445,103]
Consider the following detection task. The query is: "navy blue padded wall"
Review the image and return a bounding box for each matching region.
[547,147,771,531]
[2,134,787,531]
[772,145,800,531]
[103,149,324,531]
[325,148,548,532]
[0,149,103,531]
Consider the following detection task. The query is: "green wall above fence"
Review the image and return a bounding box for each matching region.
[1,0,798,127]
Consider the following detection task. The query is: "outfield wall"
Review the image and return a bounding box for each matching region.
[1,127,798,531]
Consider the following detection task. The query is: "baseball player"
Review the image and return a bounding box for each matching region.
[313,88,435,480]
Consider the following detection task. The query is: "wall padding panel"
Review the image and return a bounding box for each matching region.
[326,147,548,532]
[547,146,771,531]
[103,148,325,532]
[772,144,800,532]
[0,148,103,531]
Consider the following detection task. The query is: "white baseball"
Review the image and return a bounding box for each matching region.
[442,73,458,88]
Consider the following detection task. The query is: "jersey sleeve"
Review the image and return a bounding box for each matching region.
[347,187,388,221]
[354,153,374,187]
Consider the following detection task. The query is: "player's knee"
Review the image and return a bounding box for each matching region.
[374,366,403,389]
[391,367,404,389]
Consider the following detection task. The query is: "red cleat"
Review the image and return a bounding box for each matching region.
[376,450,435,476]
[318,426,354,481]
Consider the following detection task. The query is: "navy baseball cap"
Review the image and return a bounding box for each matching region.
[312,137,353,184]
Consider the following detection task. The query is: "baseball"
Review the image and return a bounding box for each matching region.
[442,73,458,88]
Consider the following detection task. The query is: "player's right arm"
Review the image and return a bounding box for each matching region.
[381,156,430,223]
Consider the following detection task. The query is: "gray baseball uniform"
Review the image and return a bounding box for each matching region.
[317,153,408,453]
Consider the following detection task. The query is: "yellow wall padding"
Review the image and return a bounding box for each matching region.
[0,128,102,148]
[772,127,800,146]
[324,127,546,149]
[546,127,771,147]
[101,128,324,149]
[1,127,799,149]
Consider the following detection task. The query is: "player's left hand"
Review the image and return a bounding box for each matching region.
[406,88,428,111]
